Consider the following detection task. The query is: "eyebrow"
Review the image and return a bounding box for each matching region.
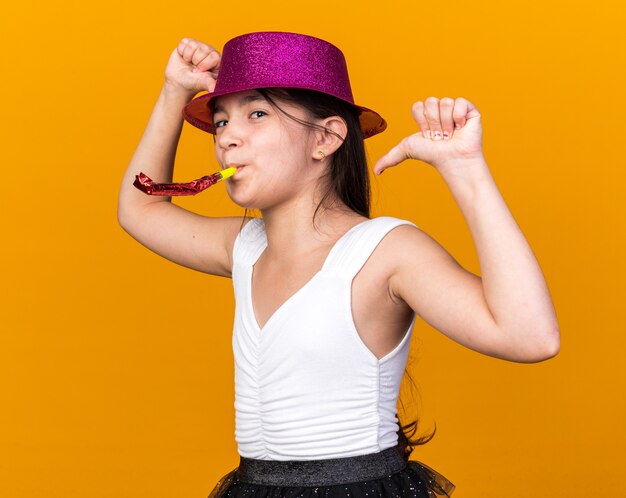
[213,94,266,115]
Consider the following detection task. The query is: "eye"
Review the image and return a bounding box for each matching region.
[250,110,267,119]
[214,119,228,128]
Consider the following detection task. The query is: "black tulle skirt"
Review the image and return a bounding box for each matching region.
[207,445,455,497]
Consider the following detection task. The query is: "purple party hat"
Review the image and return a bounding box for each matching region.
[183,31,387,138]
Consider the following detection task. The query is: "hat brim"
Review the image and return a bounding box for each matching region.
[182,88,387,139]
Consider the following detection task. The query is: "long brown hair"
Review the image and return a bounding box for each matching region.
[212,87,436,460]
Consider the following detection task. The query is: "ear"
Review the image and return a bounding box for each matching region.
[311,116,348,160]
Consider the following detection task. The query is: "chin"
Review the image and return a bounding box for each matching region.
[226,184,277,211]
[226,190,261,210]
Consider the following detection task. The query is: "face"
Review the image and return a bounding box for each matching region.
[212,90,320,211]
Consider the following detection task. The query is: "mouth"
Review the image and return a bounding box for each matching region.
[224,163,246,172]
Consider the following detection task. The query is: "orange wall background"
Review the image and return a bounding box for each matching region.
[1,1,624,496]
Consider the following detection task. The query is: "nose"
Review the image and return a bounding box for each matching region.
[215,118,244,152]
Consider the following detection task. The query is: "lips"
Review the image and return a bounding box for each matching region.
[221,164,245,182]
[225,163,246,171]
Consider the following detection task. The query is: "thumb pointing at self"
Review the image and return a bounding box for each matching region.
[373,138,417,175]
[374,97,483,176]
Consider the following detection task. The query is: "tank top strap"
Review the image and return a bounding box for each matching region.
[232,217,268,268]
[322,216,417,279]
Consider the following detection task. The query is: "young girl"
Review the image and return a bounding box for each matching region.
[118,31,559,497]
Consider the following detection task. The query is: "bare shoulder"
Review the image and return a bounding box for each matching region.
[356,223,453,299]
[377,223,456,273]
[377,223,472,308]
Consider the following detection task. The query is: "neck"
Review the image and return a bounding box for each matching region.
[259,195,366,259]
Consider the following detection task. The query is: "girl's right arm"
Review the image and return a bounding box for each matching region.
[117,38,244,278]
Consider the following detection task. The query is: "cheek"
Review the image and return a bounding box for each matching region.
[213,148,225,167]
[268,125,312,159]
[269,140,312,179]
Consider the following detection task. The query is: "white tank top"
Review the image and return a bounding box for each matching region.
[231,216,417,460]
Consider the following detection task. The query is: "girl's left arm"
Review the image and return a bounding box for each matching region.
[375,97,560,363]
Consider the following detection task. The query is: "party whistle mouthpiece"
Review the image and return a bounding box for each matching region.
[133,166,237,196]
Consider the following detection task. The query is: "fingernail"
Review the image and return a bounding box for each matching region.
[443,131,450,140]
[425,130,432,139]
[433,131,442,140]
